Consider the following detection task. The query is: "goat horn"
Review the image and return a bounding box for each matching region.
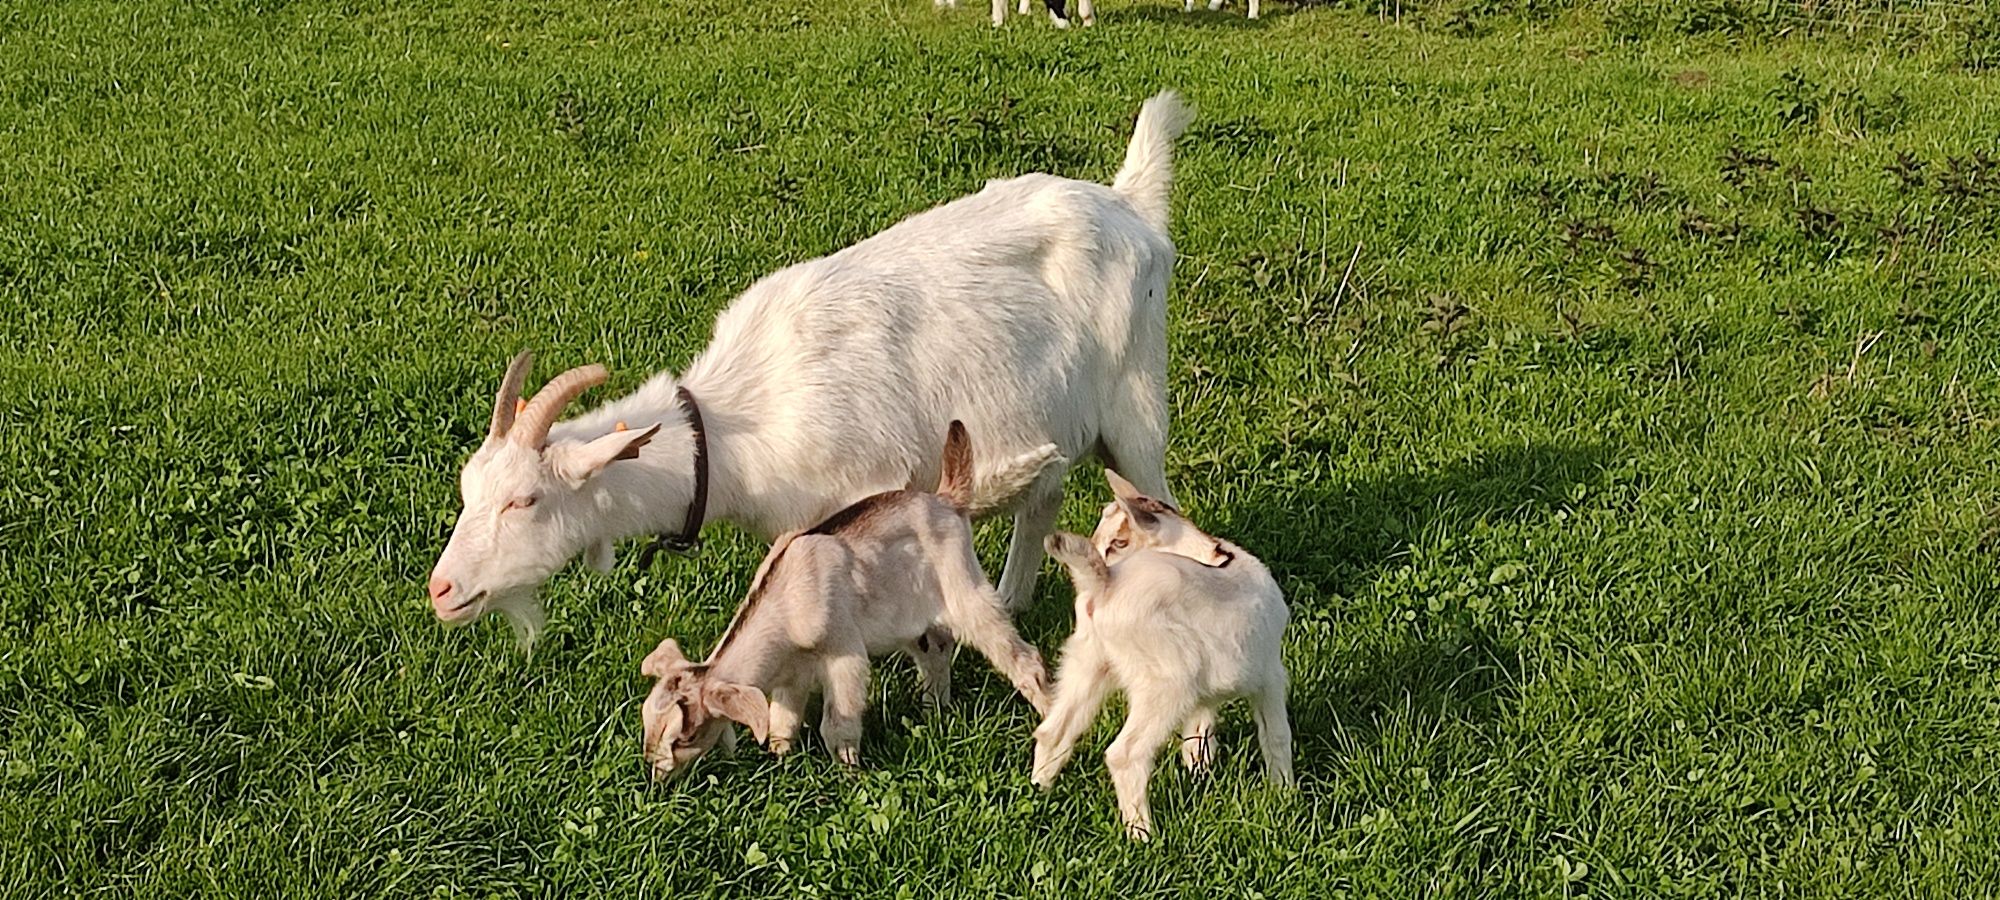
[488,351,535,442]
[512,363,609,449]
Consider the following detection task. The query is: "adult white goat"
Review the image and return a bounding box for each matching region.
[427,92,1194,645]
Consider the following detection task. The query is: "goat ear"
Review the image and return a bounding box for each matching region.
[547,423,661,488]
[1103,470,1161,530]
[1105,469,1143,502]
[641,638,689,678]
[704,681,770,745]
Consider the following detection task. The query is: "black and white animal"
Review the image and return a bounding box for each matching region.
[941,0,1080,27]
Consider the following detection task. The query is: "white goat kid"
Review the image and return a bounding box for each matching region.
[427,92,1195,644]
[640,423,1055,778]
[1032,472,1293,840]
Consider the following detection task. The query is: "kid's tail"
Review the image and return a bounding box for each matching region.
[937,421,976,512]
[1043,532,1111,599]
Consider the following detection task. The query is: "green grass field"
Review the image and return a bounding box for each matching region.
[6,0,2000,895]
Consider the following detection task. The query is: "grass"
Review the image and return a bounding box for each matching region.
[4,0,2000,895]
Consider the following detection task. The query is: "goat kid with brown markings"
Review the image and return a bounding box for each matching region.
[1033,471,1293,840]
[640,423,1055,779]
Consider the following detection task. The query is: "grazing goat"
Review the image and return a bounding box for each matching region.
[942,0,1079,28]
[639,422,1055,778]
[1031,471,1292,840]
[427,92,1195,645]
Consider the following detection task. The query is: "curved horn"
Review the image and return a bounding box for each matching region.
[512,364,609,449]
[487,351,535,442]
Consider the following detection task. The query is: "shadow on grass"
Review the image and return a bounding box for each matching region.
[774,442,1610,777]
[1217,441,1614,777]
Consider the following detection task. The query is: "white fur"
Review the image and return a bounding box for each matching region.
[428,93,1195,645]
[1032,473,1292,841]
[1192,0,1259,17]
[639,455,1055,778]
[995,0,1086,27]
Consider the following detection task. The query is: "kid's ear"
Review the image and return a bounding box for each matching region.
[1104,470,1162,531]
[641,638,688,678]
[1105,469,1143,502]
[547,423,662,488]
[704,681,770,745]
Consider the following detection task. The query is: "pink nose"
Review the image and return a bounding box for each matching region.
[427,574,454,604]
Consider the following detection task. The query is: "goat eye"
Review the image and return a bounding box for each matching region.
[1110,538,1130,550]
[505,496,538,512]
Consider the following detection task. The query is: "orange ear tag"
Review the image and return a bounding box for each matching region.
[615,421,629,432]
[515,398,527,415]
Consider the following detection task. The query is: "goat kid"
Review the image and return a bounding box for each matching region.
[1032,472,1292,840]
[640,422,1055,779]
[428,92,1196,646]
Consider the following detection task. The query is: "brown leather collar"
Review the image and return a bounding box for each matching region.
[638,386,709,568]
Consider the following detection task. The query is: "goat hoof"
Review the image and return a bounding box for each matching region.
[835,747,862,767]
[1051,14,1070,27]
[1124,820,1154,842]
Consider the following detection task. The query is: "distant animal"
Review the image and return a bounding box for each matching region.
[639,422,1056,779]
[425,92,1194,646]
[1033,471,1292,840]
[1187,0,1259,18]
[941,0,1081,28]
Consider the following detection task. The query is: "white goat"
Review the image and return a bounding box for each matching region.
[1032,471,1292,840]
[427,92,1195,644]
[638,422,1055,778]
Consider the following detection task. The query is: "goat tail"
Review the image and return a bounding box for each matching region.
[1111,91,1195,234]
[965,443,1065,518]
[937,421,976,512]
[1043,532,1110,596]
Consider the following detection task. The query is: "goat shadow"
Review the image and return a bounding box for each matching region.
[1205,441,1613,779]
[760,442,1609,780]
[986,441,1608,782]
